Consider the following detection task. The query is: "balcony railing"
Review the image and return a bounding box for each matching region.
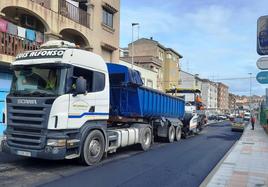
[59,0,90,28]
[0,32,41,57]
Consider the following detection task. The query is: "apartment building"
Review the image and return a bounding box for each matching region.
[217,82,229,112]
[0,0,120,64]
[177,70,202,101]
[121,38,183,91]
[229,93,236,112]
[201,79,218,111]
[236,95,264,110]
[178,70,202,90]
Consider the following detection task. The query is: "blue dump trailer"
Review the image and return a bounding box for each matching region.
[106,63,185,145]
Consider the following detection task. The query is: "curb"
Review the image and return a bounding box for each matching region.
[200,140,239,187]
[200,122,246,187]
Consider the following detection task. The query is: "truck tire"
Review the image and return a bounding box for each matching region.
[175,126,181,141]
[140,126,152,151]
[79,130,105,166]
[167,125,175,143]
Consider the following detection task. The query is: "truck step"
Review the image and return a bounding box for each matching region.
[108,135,118,141]
[65,154,79,159]
[107,131,118,141]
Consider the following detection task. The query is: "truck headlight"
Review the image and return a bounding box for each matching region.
[47,139,66,147]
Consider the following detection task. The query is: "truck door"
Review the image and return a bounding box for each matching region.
[68,67,109,129]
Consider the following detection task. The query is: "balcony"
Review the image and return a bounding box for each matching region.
[30,0,91,28]
[0,31,41,57]
[59,0,90,28]
[120,56,163,67]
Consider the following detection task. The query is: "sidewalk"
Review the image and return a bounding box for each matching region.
[205,122,268,187]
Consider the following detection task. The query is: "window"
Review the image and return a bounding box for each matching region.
[73,66,105,92]
[159,51,164,61]
[103,8,114,28]
[93,71,105,92]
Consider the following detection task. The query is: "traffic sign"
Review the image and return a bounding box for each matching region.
[257,16,268,55]
[257,57,268,69]
[256,71,268,84]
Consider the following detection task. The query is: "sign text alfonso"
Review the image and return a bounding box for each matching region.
[15,49,65,61]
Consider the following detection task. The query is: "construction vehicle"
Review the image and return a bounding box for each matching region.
[166,88,207,138]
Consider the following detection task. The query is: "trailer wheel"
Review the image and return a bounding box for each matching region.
[175,126,181,141]
[140,126,152,151]
[167,125,175,143]
[79,130,105,166]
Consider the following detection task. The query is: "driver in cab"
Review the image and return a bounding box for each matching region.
[46,70,57,90]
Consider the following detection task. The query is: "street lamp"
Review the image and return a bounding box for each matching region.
[249,73,252,114]
[131,23,139,69]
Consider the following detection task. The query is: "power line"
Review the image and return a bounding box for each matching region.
[157,76,256,83]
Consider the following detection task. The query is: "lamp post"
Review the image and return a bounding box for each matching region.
[131,23,139,69]
[249,73,252,114]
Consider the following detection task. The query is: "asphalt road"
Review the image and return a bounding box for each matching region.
[0,121,242,187]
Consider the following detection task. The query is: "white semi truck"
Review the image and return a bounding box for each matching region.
[2,41,185,165]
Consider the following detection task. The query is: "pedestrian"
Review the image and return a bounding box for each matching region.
[251,115,255,130]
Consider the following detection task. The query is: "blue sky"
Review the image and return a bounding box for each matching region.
[120,0,268,96]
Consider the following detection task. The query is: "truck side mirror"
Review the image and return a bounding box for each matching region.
[73,77,87,97]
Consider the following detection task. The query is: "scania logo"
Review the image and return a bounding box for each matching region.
[17,99,37,105]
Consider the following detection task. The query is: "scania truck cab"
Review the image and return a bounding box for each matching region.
[2,41,111,164]
[2,40,185,165]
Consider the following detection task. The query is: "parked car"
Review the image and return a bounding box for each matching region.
[208,115,217,120]
[244,112,251,122]
[217,115,227,121]
[231,117,245,132]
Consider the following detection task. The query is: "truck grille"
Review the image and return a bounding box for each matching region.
[6,97,54,149]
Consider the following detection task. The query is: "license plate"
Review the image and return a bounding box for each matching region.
[17,150,31,157]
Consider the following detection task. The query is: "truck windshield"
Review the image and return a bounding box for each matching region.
[10,64,67,97]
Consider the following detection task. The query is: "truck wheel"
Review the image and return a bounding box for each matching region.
[80,130,105,166]
[140,126,152,151]
[167,125,175,143]
[175,126,181,141]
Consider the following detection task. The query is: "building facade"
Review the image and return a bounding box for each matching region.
[217,82,229,112]
[0,0,120,64]
[229,93,236,112]
[201,79,218,111]
[178,70,202,90]
[119,60,158,89]
[121,38,183,91]
[235,95,264,110]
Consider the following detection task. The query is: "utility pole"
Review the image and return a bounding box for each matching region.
[131,23,139,69]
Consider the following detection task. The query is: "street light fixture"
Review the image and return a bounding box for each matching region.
[131,23,139,69]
